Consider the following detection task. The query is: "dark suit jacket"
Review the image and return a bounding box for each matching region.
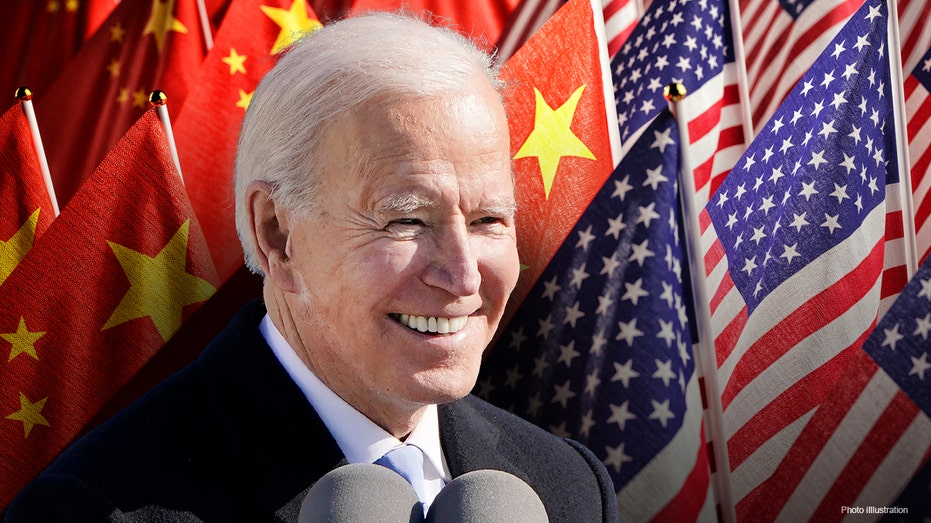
[6,301,618,522]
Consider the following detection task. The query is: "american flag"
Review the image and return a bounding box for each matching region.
[908,46,931,262]
[739,0,931,132]
[478,110,716,521]
[612,0,746,207]
[494,0,641,64]
[735,251,931,520]
[700,0,909,507]
[739,0,863,130]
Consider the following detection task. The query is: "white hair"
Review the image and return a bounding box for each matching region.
[234,12,502,273]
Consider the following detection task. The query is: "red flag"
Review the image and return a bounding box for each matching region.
[0,0,86,100]
[0,100,55,287]
[0,109,218,509]
[348,0,520,51]
[499,0,619,309]
[33,0,208,208]
[174,0,322,283]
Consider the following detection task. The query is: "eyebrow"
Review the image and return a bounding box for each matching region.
[376,194,517,218]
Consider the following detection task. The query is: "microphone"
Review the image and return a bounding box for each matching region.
[298,463,425,522]
[425,469,548,522]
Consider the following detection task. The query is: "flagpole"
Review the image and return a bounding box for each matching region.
[886,0,918,277]
[726,0,755,145]
[666,82,736,523]
[196,0,214,52]
[149,91,184,185]
[15,87,60,217]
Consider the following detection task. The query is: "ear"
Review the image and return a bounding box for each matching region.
[245,180,299,293]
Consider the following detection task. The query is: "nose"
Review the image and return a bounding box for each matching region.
[421,222,482,297]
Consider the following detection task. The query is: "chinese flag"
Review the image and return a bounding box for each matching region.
[499,0,619,309]
[33,0,207,208]
[347,0,520,51]
[174,0,321,283]
[0,100,56,287]
[0,0,86,102]
[0,109,218,510]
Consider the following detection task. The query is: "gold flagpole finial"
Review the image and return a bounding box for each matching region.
[15,87,33,101]
[149,90,168,107]
[663,82,687,103]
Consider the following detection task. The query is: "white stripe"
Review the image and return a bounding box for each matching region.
[723,275,880,438]
[715,203,886,388]
[775,367,898,520]
[730,408,815,502]
[616,372,708,520]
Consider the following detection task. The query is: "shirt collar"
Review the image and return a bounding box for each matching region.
[260,315,450,480]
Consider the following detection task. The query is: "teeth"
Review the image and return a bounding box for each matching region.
[397,314,467,334]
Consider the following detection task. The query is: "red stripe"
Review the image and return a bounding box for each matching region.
[907,96,931,143]
[748,24,791,94]
[735,350,880,521]
[903,69,919,100]
[912,148,931,233]
[726,332,866,469]
[898,0,931,66]
[885,209,905,240]
[709,270,733,315]
[603,0,626,19]
[716,124,745,150]
[693,157,713,193]
[699,208,712,234]
[720,238,884,410]
[704,240,725,277]
[688,97,724,143]
[649,425,712,522]
[811,391,920,522]
[881,264,909,300]
[714,304,747,367]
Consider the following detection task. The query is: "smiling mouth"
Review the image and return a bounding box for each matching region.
[390,313,468,334]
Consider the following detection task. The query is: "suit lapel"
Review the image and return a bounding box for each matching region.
[200,301,346,519]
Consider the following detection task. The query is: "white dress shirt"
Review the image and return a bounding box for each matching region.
[260,315,450,508]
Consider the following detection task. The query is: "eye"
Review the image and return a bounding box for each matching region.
[473,216,503,225]
[384,218,426,238]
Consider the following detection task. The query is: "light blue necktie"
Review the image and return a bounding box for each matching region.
[375,444,428,510]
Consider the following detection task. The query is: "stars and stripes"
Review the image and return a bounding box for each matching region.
[479,111,715,521]
[700,0,910,508]
[908,46,931,262]
[611,0,745,207]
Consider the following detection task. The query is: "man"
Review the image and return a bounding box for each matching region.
[6,13,619,522]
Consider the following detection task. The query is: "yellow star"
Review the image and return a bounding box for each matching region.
[2,317,45,362]
[65,0,79,12]
[117,87,129,105]
[513,85,596,199]
[103,221,216,341]
[222,48,247,75]
[143,0,188,54]
[235,89,254,111]
[110,23,126,43]
[0,209,40,286]
[6,392,50,439]
[132,88,149,109]
[107,58,121,78]
[261,0,322,55]
[46,1,59,13]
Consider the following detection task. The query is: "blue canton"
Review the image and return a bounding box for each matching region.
[478,112,697,488]
[611,0,735,143]
[704,0,897,313]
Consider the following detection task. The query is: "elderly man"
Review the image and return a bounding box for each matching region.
[6,12,618,522]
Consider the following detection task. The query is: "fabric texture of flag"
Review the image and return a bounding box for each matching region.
[908,46,931,262]
[0,101,55,288]
[33,0,207,208]
[0,109,218,510]
[737,247,931,521]
[602,0,639,56]
[0,0,87,102]
[490,0,620,311]
[611,0,746,207]
[173,0,321,283]
[700,0,907,507]
[479,110,715,521]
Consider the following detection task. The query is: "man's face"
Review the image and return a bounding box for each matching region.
[284,77,519,422]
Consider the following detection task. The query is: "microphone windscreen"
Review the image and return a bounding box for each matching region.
[425,469,548,522]
[298,463,424,523]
